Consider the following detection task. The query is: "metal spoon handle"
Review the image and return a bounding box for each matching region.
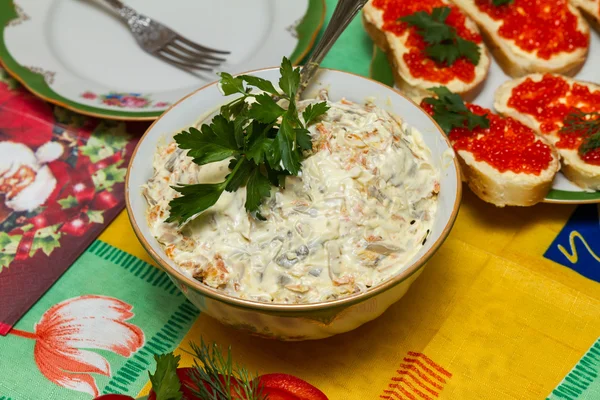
[298,0,369,96]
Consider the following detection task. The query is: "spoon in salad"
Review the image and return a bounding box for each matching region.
[298,0,369,97]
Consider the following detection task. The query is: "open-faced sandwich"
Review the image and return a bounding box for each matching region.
[495,73,600,190]
[451,0,590,77]
[422,87,560,206]
[363,0,491,101]
[570,0,600,31]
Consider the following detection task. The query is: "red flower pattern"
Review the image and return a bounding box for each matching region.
[79,91,170,109]
[9,295,144,397]
[81,91,97,100]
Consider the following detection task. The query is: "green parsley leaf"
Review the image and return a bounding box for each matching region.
[233,112,248,149]
[218,72,245,96]
[400,7,480,66]
[430,86,465,108]
[166,57,328,225]
[248,93,286,123]
[239,75,280,96]
[245,120,272,144]
[403,8,453,43]
[148,353,183,400]
[285,98,303,127]
[425,42,460,67]
[275,116,301,174]
[245,168,271,212]
[302,102,330,126]
[221,97,246,120]
[424,86,490,134]
[456,37,481,65]
[246,135,274,165]
[174,116,239,165]
[166,183,225,224]
[265,140,282,170]
[492,0,513,5]
[225,158,254,192]
[279,57,300,98]
[265,164,288,187]
[295,128,313,151]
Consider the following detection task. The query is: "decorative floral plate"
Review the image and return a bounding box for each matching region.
[368,26,600,205]
[0,0,325,120]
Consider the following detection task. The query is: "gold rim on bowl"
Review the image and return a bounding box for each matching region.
[125,66,463,312]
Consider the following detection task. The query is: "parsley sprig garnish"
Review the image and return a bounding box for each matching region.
[166,57,329,225]
[423,86,490,134]
[400,7,481,67]
[149,340,266,400]
[149,353,184,400]
[492,0,514,6]
[559,110,600,155]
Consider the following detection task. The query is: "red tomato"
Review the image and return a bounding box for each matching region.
[143,368,327,400]
[257,374,328,400]
[93,395,135,400]
[261,388,301,400]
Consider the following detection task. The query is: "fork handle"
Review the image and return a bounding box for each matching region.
[298,0,369,96]
[103,0,124,8]
[100,0,136,23]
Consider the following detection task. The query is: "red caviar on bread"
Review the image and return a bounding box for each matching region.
[363,0,490,101]
[451,0,589,77]
[421,90,559,206]
[495,73,600,190]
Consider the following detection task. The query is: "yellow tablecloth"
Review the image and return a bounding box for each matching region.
[100,189,600,399]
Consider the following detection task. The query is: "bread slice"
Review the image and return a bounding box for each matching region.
[457,147,558,207]
[452,0,590,77]
[571,0,600,31]
[495,73,600,190]
[363,0,490,102]
[422,102,560,206]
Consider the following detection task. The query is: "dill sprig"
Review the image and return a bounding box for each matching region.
[559,110,600,155]
[187,339,266,400]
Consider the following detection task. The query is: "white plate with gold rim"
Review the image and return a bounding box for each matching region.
[0,0,325,120]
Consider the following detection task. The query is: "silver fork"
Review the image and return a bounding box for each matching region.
[101,0,229,73]
[298,0,369,96]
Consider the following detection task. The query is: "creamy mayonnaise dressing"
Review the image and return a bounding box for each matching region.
[143,94,439,304]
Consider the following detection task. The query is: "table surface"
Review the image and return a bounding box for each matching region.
[1,0,600,399]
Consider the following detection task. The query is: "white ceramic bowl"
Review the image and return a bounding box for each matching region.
[126,68,462,340]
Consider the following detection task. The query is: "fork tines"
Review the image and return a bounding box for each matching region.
[156,36,230,72]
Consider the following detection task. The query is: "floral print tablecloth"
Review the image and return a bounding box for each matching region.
[0,240,197,399]
[0,69,143,334]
